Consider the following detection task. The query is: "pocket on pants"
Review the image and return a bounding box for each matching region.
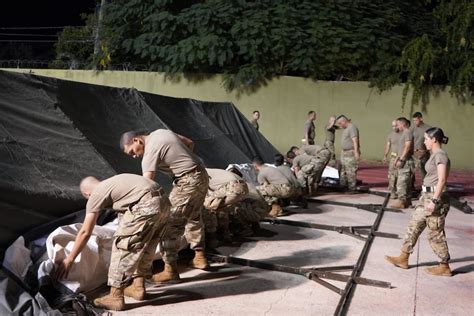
[427,216,444,230]
[115,233,145,252]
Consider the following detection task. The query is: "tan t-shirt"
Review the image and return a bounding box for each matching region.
[397,129,414,158]
[257,165,289,185]
[86,174,161,213]
[206,168,242,191]
[341,124,359,150]
[277,165,299,187]
[141,129,201,177]
[412,123,432,150]
[292,153,314,168]
[301,144,322,156]
[387,131,401,154]
[423,149,450,187]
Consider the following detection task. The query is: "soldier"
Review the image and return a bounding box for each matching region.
[286,146,331,195]
[202,168,249,247]
[325,116,337,166]
[385,127,453,277]
[253,156,293,217]
[120,129,209,283]
[274,153,301,196]
[383,120,401,199]
[55,174,171,311]
[303,110,317,145]
[250,110,260,131]
[411,112,432,184]
[389,118,415,209]
[335,115,360,192]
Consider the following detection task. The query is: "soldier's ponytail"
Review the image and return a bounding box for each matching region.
[426,127,449,144]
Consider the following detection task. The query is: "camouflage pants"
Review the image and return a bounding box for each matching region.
[296,149,332,191]
[396,158,415,201]
[401,192,451,262]
[340,150,358,191]
[324,140,336,166]
[160,167,209,265]
[108,190,171,287]
[233,198,270,223]
[202,180,249,233]
[388,155,398,195]
[257,183,293,205]
[413,152,429,181]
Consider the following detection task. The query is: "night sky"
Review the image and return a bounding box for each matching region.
[0,0,97,62]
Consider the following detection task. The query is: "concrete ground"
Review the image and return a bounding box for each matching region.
[106,191,473,315]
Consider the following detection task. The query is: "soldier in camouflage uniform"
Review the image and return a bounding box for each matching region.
[324,116,337,166]
[383,120,401,199]
[335,115,360,192]
[55,174,171,311]
[202,168,249,246]
[411,112,432,184]
[386,127,453,277]
[253,156,293,217]
[121,129,210,284]
[389,118,415,209]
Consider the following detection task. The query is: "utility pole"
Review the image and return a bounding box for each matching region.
[93,0,106,68]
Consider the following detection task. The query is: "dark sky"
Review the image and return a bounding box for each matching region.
[0,0,97,62]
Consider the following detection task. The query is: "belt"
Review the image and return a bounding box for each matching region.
[342,149,354,152]
[422,186,435,193]
[390,152,397,158]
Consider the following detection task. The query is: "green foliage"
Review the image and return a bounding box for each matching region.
[53,13,95,68]
[94,0,472,103]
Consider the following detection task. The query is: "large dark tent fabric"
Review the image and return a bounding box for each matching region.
[0,69,279,313]
[0,70,279,251]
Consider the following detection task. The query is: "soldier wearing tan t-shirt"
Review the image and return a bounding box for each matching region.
[120,129,209,283]
[386,127,453,277]
[336,115,360,192]
[383,120,402,198]
[202,168,248,247]
[252,156,293,217]
[389,117,415,209]
[54,174,171,311]
[411,112,432,183]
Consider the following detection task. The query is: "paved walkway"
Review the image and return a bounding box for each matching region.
[104,190,474,315]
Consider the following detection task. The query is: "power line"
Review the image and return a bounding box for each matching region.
[0,40,93,43]
[0,26,86,30]
[0,33,60,37]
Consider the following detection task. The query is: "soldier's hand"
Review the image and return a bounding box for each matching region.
[424,201,435,215]
[54,258,73,280]
[382,157,387,164]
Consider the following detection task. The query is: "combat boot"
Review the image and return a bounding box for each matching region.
[124,276,145,301]
[389,199,410,209]
[425,263,452,277]
[93,287,125,311]
[269,203,283,217]
[384,251,409,269]
[390,192,398,200]
[151,262,181,283]
[190,250,210,270]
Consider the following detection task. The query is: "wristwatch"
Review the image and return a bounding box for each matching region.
[431,198,441,205]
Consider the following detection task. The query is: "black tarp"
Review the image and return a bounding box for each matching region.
[0,69,279,254]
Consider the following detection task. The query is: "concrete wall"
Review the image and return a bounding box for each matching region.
[4,69,473,170]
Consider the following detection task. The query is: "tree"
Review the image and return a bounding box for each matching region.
[92,0,472,104]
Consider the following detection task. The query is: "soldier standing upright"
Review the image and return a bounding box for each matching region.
[303,111,317,145]
[411,112,432,185]
[389,117,415,209]
[383,120,401,199]
[336,115,360,192]
[385,127,453,277]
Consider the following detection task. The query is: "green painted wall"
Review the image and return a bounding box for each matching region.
[4,69,473,170]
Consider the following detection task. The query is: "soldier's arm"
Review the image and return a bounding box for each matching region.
[426,163,448,215]
[55,212,99,280]
[383,141,391,162]
[352,137,360,160]
[143,171,156,179]
[399,140,411,161]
